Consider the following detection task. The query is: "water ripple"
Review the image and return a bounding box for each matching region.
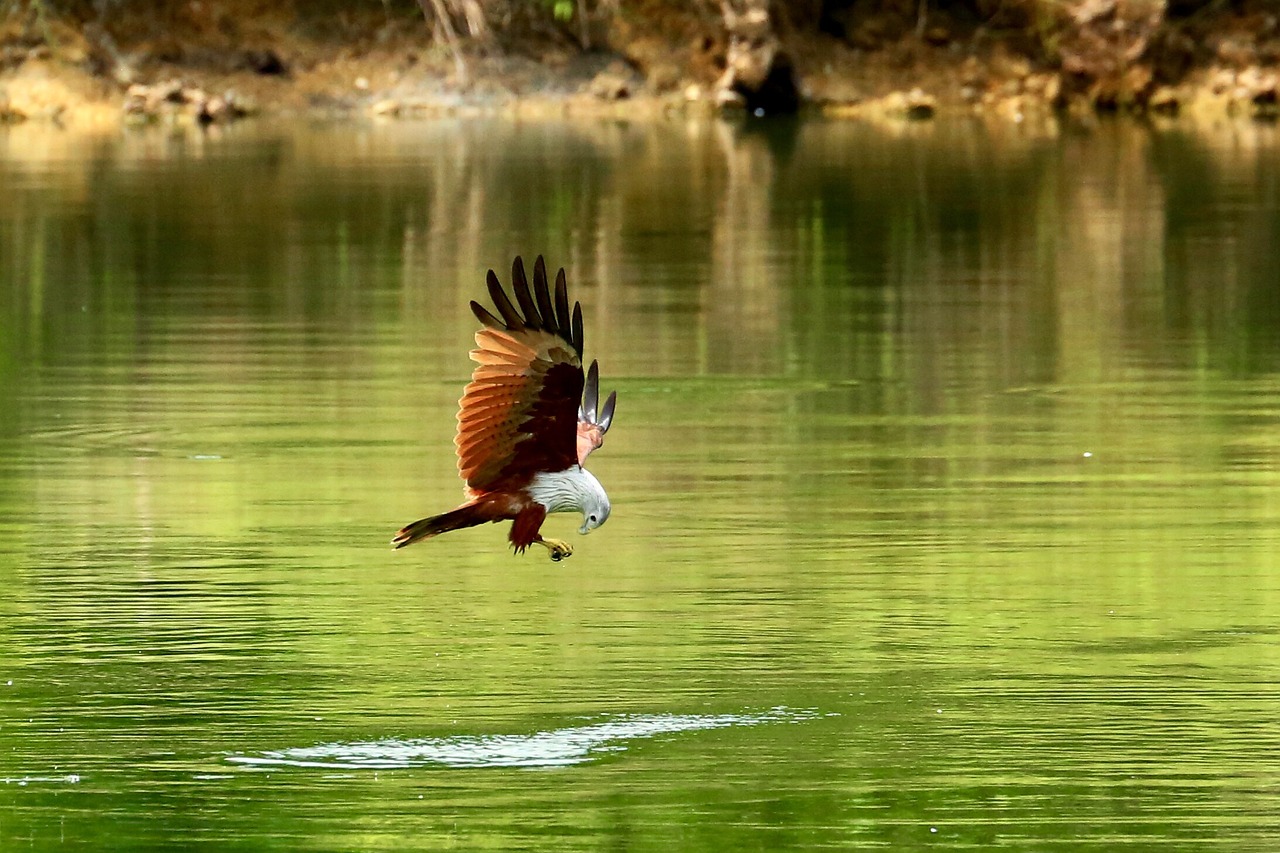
[1,774,81,785]
[227,707,820,770]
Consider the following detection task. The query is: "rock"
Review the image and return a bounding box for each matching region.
[883,88,936,120]
[230,92,258,117]
[371,98,401,117]
[0,90,26,123]
[995,95,1028,123]
[1248,72,1279,117]
[1120,64,1154,104]
[1237,67,1263,90]
[123,78,189,117]
[1024,73,1063,107]
[715,86,746,109]
[902,88,937,120]
[1209,67,1236,94]
[196,95,225,124]
[1042,73,1064,106]
[151,79,186,107]
[123,80,249,124]
[242,49,287,76]
[851,19,887,51]
[588,69,632,101]
[960,56,985,88]
[1216,68,1280,117]
[724,4,772,41]
[924,26,950,47]
[1148,85,1180,114]
[208,91,248,123]
[123,83,158,117]
[181,86,209,107]
[1005,56,1032,80]
[196,92,250,124]
[1215,35,1257,68]
[646,62,682,94]
[825,88,936,122]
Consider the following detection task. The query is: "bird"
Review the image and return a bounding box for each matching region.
[392,256,617,561]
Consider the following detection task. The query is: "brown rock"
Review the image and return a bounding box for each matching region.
[1248,72,1279,117]
[1215,35,1257,68]
[1148,85,1179,114]
[924,26,950,47]
[0,90,26,123]
[1209,68,1236,95]
[886,88,936,120]
[588,70,631,101]
[1121,64,1154,102]
[960,57,986,88]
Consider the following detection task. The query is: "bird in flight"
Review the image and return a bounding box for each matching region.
[393,256,617,560]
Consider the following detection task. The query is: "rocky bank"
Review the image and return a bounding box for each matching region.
[0,1,1277,128]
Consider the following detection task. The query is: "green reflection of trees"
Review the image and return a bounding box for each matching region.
[2,115,1280,850]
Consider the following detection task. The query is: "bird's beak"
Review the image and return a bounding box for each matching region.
[578,523,591,535]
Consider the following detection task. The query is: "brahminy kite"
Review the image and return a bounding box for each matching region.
[392,256,616,560]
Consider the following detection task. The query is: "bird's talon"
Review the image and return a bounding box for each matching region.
[542,538,573,561]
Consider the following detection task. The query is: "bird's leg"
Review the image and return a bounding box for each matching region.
[535,536,573,562]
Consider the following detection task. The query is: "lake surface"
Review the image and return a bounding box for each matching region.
[2,113,1279,850]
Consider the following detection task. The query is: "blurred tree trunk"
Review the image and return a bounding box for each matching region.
[1054,0,1167,105]
[417,0,490,85]
[577,0,620,51]
[714,0,799,114]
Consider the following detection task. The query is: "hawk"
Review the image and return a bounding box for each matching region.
[393,256,616,560]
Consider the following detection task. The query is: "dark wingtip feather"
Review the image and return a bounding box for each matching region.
[534,259,555,330]
[553,269,572,340]
[471,300,503,328]
[487,268,523,328]
[515,257,542,329]
[583,360,600,421]
[571,303,584,355]
[598,390,617,432]
[481,258,586,356]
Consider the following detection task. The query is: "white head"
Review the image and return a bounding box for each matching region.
[528,467,611,535]
[578,470,611,534]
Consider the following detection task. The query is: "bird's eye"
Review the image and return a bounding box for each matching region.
[589,514,598,524]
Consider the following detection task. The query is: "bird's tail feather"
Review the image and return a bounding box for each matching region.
[392,505,487,549]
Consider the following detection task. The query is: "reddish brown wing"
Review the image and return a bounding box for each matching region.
[456,256,585,492]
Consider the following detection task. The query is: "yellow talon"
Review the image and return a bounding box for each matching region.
[539,538,573,561]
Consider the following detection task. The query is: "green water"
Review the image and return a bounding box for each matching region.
[2,115,1279,850]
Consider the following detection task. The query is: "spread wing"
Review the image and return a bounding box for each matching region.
[456,256,585,492]
[576,360,617,466]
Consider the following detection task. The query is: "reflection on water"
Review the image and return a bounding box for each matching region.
[2,115,1280,850]
[230,708,820,770]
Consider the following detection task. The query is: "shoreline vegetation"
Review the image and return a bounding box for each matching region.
[0,1,1277,128]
